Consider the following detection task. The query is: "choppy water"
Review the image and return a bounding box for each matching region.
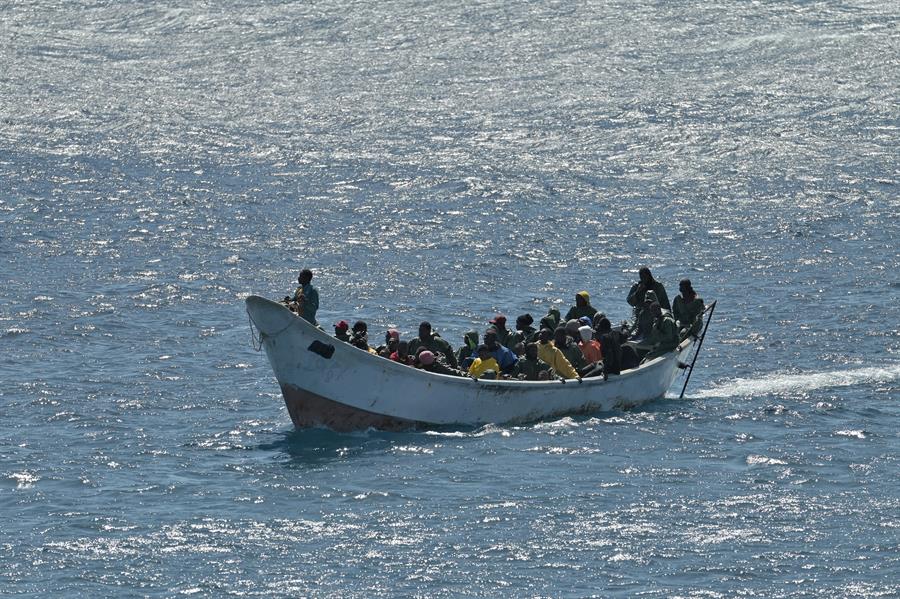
[2,0,898,596]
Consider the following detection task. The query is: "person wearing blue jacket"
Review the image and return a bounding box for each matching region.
[471,328,519,375]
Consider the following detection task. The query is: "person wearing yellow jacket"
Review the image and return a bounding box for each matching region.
[469,345,501,379]
[536,328,579,379]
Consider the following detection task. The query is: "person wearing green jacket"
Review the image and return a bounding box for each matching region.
[627,267,670,315]
[554,326,587,373]
[673,279,705,339]
[564,291,599,322]
[515,343,552,381]
[643,303,680,361]
[408,321,458,369]
[456,330,479,369]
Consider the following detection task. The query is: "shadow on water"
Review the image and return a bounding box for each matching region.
[251,401,689,466]
[253,425,478,466]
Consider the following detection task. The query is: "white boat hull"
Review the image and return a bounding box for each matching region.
[246,295,696,431]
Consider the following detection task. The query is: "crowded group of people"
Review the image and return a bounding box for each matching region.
[282,267,705,382]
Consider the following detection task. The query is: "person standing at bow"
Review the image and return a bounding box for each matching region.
[292,268,319,325]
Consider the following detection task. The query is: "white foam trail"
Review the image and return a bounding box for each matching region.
[690,364,900,398]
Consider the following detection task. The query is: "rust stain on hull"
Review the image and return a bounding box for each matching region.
[280,384,423,432]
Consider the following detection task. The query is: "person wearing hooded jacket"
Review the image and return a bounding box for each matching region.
[643,302,680,360]
[564,291,598,322]
[627,267,670,314]
[456,330,479,369]
[673,279,705,339]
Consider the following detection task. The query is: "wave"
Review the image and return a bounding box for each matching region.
[689,363,900,398]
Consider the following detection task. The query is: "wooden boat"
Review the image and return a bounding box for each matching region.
[245,295,713,431]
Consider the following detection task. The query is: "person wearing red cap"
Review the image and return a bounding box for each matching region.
[333,320,351,342]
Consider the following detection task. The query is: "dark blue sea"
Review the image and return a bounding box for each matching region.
[2,1,898,596]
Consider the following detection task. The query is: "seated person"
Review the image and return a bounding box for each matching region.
[333,320,351,342]
[390,340,415,365]
[672,278,705,339]
[564,319,582,342]
[456,330,479,369]
[630,290,659,340]
[515,343,552,381]
[564,291,599,322]
[597,318,624,379]
[538,315,557,336]
[417,350,466,377]
[376,329,400,357]
[578,326,602,364]
[536,328,579,380]
[350,332,377,354]
[469,345,501,379]
[477,328,518,375]
[643,302,680,361]
[351,320,368,338]
[408,321,458,369]
[511,314,537,346]
[554,326,587,373]
[488,314,514,348]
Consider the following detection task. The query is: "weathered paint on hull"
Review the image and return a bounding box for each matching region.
[281,383,421,432]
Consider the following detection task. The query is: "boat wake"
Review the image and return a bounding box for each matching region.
[688,363,900,398]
